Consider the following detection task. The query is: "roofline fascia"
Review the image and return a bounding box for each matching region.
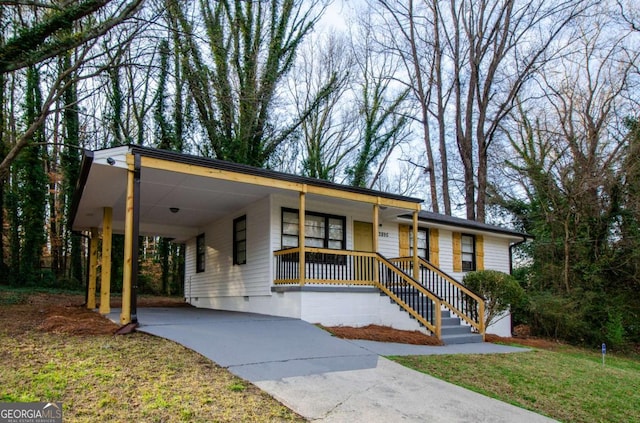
[68,149,94,230]
[128,145,423,208]
[398,214,532,239]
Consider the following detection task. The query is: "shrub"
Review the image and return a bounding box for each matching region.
[463,270,526,329]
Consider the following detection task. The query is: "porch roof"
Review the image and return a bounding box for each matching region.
[70,145,422,241]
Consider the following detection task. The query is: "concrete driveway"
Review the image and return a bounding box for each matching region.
[110,307,556,422]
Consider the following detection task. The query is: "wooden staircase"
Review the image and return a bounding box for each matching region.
[439,309,483,344]
[376,254,485,344]
[273,247,485,343]
[383,286,483,344]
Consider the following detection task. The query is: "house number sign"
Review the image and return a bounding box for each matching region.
[379,232,389,238]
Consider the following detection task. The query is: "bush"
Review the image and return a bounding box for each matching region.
[463,270,526,329]
[526,291,589,341]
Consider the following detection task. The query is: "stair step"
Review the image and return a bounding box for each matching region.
[440,325,473,336]
[380,285,482,344]
[441,316,461,326]
[441,333,484,345]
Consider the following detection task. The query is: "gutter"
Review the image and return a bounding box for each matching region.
[68,150,94,231]
[509,236,529,275]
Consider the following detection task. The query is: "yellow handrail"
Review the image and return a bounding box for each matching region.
[392,257,485,335]
[374,254,442,338]
[272,248,444,337]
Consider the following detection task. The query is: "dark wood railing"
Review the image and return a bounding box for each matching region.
[391,257,485,335]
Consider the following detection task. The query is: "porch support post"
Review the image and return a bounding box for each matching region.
[121,154,141,325]
[373,203,379,253]
[86,227,99,309]
[373,203,379,283]
[99,207,113,315]
[299,187,306,285]
[412,210,419,281]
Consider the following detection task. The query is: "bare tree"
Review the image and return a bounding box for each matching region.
[375,0,589,221]
[347,11,410,189]
[289,33,356,181]
[500,13,638,291]
[377,0,446,213]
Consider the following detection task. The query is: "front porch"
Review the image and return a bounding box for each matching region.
[273,247,486,342]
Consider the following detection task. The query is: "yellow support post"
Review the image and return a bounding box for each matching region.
[372,203,379,253]
[479,300,486,341]
[373,203,379,283]
[87,228,99,309]
[99,207,113,315]
[120,166,135,325]
[412,210,419,281]
[299,189,306,286]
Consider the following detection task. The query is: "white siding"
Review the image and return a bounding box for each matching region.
[437,228,455,274]
[270,193,395,254]
[185,195,272,299]
[438,230,512,280]
[378,221,399,258]
[483,236,511,273]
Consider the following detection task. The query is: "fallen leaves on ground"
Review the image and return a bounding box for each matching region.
[321,324,443,345]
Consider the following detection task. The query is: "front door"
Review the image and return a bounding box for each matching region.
[353,221,374,281]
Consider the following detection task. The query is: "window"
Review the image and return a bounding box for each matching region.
[196,233,205,273]
[409,228,429,260]
[281,208,345,263]
[233,215,247,265]
[461,234,475,271]
[281,208,345,250]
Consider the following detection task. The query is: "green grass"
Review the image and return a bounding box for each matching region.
[0,285,84,300]
[0,332,304,422]
[0,289,304,422]
[391,347,640,423]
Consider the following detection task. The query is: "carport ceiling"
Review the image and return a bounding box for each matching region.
[73,163,289,241]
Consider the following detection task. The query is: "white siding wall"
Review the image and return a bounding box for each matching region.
[436,228,455,274]
[433,228,511,279]
[185,195,272,300]
[269,193,399,255]
[378,221,399,258]
[183,189,515,336]
[483,237,511,273]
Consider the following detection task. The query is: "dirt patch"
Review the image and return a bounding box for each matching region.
[38,305,119,335]
[321,324,443,346]
[0,291,188,336]
[108,295,189,308]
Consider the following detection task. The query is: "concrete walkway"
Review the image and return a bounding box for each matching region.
[109,307,556,422]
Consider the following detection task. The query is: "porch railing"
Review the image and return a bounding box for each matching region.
[274,247,378,285]
[391,257,485,335]
[273,247,442,337]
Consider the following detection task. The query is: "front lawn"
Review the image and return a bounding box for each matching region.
[391,345,640,423]
[0,289,304,422]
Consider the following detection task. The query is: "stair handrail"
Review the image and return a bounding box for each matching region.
[418,257,485,336]
[374,253,442,338]
[391,257,486,336]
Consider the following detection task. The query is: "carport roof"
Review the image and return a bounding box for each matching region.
[70,145,423,241]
